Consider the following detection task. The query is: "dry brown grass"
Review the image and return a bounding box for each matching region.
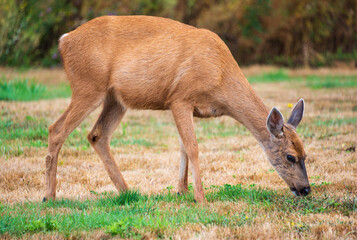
[241,65,357,77]
[0,67,67,85]
[0,67,356,239]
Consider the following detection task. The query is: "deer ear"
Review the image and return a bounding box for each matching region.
[287,99,305,128]
[267,107,284,138]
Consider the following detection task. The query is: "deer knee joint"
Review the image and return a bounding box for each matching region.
[88,133,101,144]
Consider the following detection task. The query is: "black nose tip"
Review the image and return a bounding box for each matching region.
[299,187,311,196]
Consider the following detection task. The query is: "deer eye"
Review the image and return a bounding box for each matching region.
[286,155,296,163]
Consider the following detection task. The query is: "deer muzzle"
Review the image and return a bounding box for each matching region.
[290,186,311,197]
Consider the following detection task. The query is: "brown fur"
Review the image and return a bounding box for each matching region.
[45,15,309,203]
[284,124,306,160]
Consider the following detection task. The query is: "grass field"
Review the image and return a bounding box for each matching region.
[0,66,356,239]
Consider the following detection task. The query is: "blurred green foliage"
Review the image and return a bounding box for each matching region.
[0,0,75,66]
[0,0,356,67]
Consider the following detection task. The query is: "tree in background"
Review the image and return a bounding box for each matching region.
[0,0,356,67]
[194,0,357,67]
[0,0,76,66]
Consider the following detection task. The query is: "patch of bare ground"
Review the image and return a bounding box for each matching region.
[0,67,356,238]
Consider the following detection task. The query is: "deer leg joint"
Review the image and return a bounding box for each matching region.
[88,133,100,143]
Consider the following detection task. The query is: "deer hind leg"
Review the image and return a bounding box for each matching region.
[45,95,104,201]
[171,103,205,203]
[178,137,189,194]
[87,91,128,192]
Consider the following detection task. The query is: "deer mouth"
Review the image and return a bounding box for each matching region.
[290,187,311,197]
[290,188,299,196]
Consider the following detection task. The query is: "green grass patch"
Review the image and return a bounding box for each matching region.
[42,84,72,99]
[0,113,160,157]
[197,119,248,139]
[0,116,48,157]
[313,117,357,127]
[111,138,156,147]
[248,70,357,89]
[0,77,46,101]
[0,189,250,238]
[297,117,357,139]
[0,185,355,238]
[0,75,71,101]
[0,116,48,141]
[306,75,357,89]
[248,70,292,83]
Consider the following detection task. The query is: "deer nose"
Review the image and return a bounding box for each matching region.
[299,187,311,196]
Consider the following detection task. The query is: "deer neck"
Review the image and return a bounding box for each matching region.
[224,74,271,147]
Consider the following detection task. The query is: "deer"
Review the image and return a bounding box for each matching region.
[44,15,310,204]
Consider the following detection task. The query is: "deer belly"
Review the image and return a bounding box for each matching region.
[113,82,170,110]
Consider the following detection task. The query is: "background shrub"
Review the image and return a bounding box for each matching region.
[0,0,356,67]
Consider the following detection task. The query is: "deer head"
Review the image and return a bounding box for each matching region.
[265,99,310,196]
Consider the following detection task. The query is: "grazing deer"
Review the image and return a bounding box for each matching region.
[44,15,310,203]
